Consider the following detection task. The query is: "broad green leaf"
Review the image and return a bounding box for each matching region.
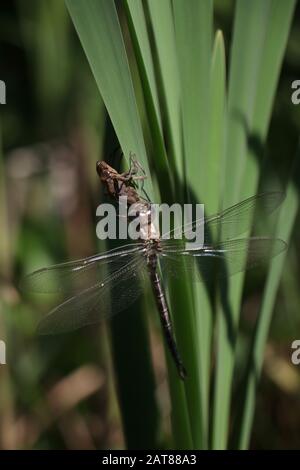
[212,0,296,449]
[66,0,153,197]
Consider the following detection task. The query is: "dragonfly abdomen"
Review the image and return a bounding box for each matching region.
[148,254,187,380]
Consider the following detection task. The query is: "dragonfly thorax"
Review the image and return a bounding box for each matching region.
[144,238,161,265]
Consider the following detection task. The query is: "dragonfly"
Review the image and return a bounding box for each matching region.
[24,157,287,380]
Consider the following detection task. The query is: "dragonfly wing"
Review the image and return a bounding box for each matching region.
[161,192,285,243]
[159,237,287,282]
[37,255,148,334]
[22,243,145,294]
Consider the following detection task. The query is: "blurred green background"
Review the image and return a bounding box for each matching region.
[0,0,300,450]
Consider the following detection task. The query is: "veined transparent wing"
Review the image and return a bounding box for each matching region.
[161,192,285,244]
[22,243,145,294]
[159,237,287,282]
[36,254,149,334]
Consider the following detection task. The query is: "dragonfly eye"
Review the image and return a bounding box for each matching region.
[96,161,108,178]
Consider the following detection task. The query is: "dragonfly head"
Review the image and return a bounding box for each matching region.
[96,161,119,182]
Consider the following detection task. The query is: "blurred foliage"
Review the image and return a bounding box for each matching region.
[0,0,299,450]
